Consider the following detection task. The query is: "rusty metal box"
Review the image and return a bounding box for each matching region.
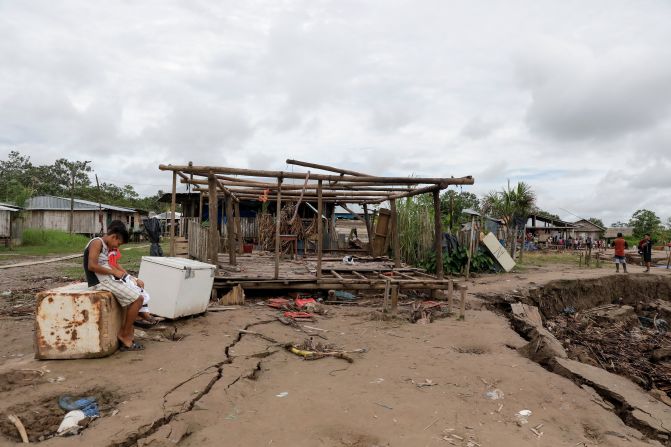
[35,283,123,360]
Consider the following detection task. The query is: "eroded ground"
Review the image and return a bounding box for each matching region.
[1,260,670,447]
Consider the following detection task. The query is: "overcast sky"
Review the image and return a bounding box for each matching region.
[1,0,670,225]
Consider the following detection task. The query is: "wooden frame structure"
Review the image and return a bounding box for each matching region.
[159,159,474,295]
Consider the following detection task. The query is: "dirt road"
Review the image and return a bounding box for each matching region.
[1,261,669,446]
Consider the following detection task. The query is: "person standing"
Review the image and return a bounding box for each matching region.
[613,232,628,273]
[639,233,653,272]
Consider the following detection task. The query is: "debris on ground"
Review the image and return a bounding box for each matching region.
[409,301,451,324]
[285,338,366,363]
[547,308,671,397]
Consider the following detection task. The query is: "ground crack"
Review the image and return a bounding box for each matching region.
[109,319,277,446]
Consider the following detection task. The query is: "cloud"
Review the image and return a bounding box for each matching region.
[516,38,671,141]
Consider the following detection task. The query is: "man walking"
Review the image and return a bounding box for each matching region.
[613,232,628,273]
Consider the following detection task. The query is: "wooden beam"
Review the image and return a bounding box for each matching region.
[208,174,219,268]
[285,159,373,177]
[274,177,282,279]
[160,164,475,186]
[317,180,323,280]
[390,198,400,268]
[226,196,236,266]
[170,170,177,257]
[363,203,373,255]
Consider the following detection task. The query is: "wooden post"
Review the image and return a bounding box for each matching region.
[363,203,373,255]
[465,215,475,279]
[390,198,400,268]
[198,193,204,220]
[317,180,323,280]
[459,286,466,320]
[226,196,236,266]
[235,201,242,253]
[274,177,283,279]
[433,190,443,280]
[390,285,398,315]
[207,174,219,268]
[170,170,177,257]
[447,279,454,314]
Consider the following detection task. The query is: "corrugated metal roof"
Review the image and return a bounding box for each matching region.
[26,195,135,213]
[0,205,20,212]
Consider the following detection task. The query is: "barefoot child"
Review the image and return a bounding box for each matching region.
[83,221,144,351]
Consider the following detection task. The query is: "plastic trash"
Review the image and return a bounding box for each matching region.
[57,410,86,436]
[276,392,288,398]
[59,396,100,417]
[515,409,532,425]
[484,389,504,400]
[334,291,357,301]
[342,256,355,265]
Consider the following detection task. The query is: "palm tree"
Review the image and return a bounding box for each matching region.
[481,181,536,258]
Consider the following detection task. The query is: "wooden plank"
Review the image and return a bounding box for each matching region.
[372,208,391,256]
[226,196,236,265]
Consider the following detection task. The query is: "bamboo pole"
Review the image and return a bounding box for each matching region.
[390,285,399,315]
[170,170,177,257]
[465,215,475,279]
[433,190,444,280]
[390,198,400,268]
[317,180,323,280]
[274,177,283,279]
[285,159,373,177]
[208,174,219,268]
[160,164,475,186]
[226,196,236,266]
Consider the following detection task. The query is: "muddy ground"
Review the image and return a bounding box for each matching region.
[1,259,671,446]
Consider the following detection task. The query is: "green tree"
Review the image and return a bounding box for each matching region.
[440,190,480,233]
[481,181,536,257]
[629,209,662,239]
[587,217,605,229]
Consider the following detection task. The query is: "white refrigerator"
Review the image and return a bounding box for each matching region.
[138,257,217,319]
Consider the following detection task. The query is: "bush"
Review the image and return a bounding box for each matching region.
[419,246,495,275]
[22,229,90,251]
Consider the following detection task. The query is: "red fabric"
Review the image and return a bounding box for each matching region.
[295,298,316,308]
[614,238,626,257]
[108,249,121,268]
[267,298,291,309]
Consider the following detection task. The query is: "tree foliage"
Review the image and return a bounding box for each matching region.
[629,209,663,239]
[0,150,165,212]
[587,217,605,229]
[440,190,480,233]
[481,181,536,256]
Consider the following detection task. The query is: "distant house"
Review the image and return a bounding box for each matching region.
[526,214,576,240]
[0,202,21,245]
[24,195,139,235]
[572,219,606,240]
[604,227,634,242]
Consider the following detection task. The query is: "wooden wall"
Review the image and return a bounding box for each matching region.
[0,210,10,238]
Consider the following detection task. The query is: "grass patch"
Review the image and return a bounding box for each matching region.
[0,229,89,256]
[518,251,607,268]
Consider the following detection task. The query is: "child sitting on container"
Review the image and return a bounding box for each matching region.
[108,247,157,325]
[83,221,145,351]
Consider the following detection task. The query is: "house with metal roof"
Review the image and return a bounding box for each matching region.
[24,195,140,235]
